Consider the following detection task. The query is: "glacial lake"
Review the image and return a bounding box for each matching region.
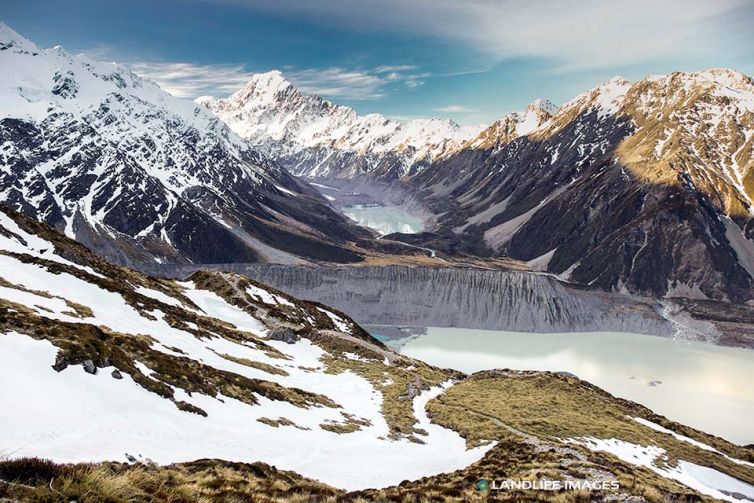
[342,204,424,235]
[389,327,754,445]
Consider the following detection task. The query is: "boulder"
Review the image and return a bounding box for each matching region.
[51,353,69,372]
[268,327,300,344]
[82,359,97,375]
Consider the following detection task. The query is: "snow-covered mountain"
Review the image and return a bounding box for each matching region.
[462,98,558,150]
[2,206,753,500]
[198,71,483,180]
[410,69,754,302]
[0,23,367,267]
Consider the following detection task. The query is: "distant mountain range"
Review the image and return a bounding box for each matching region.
[198,70,483,180]
[0,23,368,268]
[2,20,753,304]
[201,67,754,303]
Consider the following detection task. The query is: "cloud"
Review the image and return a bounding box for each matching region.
[433,105,476,113]
[129,62,256,97]
[285,67,386,100]
[374,65,417,73]
[206,0,750,71]
[287,67,428,98]
[129,61,426,100]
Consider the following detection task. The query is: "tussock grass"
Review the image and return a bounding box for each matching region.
[0,459,341,502]
[426,370,754,491]
[0,457,67,485]
[257,417,309,430]
[319,341,455,440]
[218,352,290,376]
[319,413,371,434]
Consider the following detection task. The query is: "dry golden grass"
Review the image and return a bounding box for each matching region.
[3,369,742,502]
[0,458,341,502]
[427,371,754,485]
[217,352,290,376]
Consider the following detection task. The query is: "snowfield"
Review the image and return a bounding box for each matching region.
[0,210,492,490]
[569,437,754,502]
[0,332,492,490]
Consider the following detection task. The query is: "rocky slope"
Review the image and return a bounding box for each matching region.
[209,264,674,335]
[198,71,482,180]
[1,206,753,501]
[408,70,754,303]
[0,23,368,267]
[461,98,558,150]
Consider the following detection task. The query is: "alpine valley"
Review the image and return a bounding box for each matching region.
[196,65,754,348]
[2,173,754,503]
[2,20,754,503]
[201,68,754,306]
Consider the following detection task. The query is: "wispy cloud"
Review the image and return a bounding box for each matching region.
[285,67,386,100]
[206,0,750,71]
[374,65,416,73]
[288,66,428,98]
[129,62,256,97]
[433,105,476,113]
[129,61,425,100]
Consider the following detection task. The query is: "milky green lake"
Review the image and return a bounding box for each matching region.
[343,205,424,235]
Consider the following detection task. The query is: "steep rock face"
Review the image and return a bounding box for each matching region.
[204,265,675,335]
[411,71,754,302]
[198,71,481,180]
[0,23,367,266]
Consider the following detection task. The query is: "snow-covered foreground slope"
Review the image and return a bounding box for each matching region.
[0,207,490,490]
[0,210,754,501]
[0,333,486,490]
[1,208,753,499]
[571,436,754,502]
[0,22,367,267]
[198,71,483,180]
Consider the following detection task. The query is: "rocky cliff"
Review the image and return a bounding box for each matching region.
[139,264,676,335]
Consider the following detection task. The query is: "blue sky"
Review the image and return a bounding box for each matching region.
[4,0,754,124]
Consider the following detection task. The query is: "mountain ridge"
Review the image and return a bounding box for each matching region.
[0,23,369,268]
[406,68,754,302]
[198,70,486,179]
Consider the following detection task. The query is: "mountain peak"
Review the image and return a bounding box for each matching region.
[243,70,293,95]
[680,68,753,91]
[250,69,291,88]
[526,98,559,116]
[0,21,38,52]
[227,70,295,108]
